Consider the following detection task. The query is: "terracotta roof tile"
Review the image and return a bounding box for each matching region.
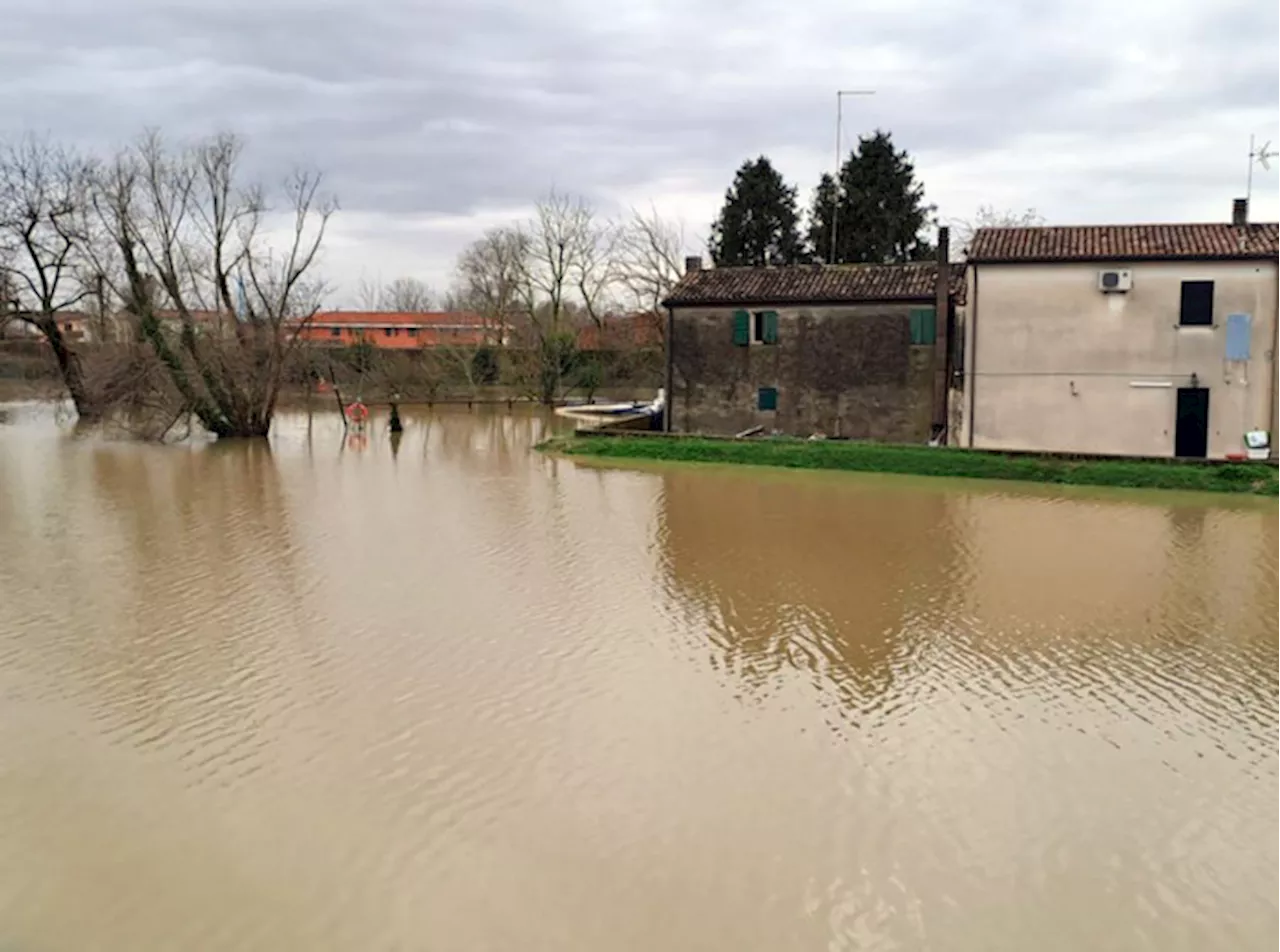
[969,223,1279,263]
[664,262,962,307]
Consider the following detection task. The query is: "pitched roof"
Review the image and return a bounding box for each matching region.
[307,310,487,327]
[968,223,1280,264]
[664,262,962,307]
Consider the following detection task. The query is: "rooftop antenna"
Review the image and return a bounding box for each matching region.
[830,89,875,265]
[1247,134,1278,205]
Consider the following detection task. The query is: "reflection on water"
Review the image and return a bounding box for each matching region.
[1,405,1276,951]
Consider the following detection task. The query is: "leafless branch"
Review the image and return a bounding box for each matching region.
[947,205,1045,261]
[88,131,337,438]
[616,206,687,317]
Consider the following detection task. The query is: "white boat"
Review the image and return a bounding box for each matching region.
[556,390,665,432]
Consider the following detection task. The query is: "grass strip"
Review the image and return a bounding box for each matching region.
[539,434,1279,496]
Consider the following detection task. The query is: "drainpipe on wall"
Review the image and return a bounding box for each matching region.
[967,267,979,448]
[932,227,950,441]
[1270,265,1279,459]
[663,305,675,433]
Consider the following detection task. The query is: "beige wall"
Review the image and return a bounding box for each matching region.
[959,259,1278,458]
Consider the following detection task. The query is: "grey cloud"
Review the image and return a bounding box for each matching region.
[0,0,1276,232]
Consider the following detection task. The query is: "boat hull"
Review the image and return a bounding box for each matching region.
[555,407,659,432]
[555,390,665,433]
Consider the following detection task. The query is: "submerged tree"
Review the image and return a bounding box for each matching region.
[0,138,102,418]
[709,156,808,267]
[90,132,335,439]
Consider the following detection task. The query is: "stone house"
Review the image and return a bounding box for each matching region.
[662,240,962,441]
[960,202,1279,460]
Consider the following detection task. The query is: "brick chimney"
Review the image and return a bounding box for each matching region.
[1232,198,1248,226]
[684,255,702,274]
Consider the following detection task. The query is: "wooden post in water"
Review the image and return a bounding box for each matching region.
[389,392,403,434]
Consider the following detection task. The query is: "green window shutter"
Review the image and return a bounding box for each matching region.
[762,310,779,344]
[757,387,778,411]
[732,309,750,346]
[909,306,937,345]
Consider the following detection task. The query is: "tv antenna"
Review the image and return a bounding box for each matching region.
[829,89,875,264]
[1247,135,1278,204]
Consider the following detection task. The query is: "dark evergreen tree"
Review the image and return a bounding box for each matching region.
[709,156,808,266]
[810,130,935,264]
[806,173,840,264]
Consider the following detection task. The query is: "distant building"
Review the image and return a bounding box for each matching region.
[575,311,664,351]
[3,311,103,343]
[295,311,499,349]
[961,202,1279,459]
[53,312,90,342]
[151,309,233,340]
[662,242,961,441]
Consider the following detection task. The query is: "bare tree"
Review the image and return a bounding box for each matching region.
[0,137,101,418]
[89,131,336,439]
[616,206,687,318]
[383,276,434,312]
[454,225,530,346]
[521,191,631,401]
[524,190,580,336]
[354,275,383,311]
[948,205,1045,260]
[354,275,435,311]
[525,191,626,326]
[450,194,668,404]
[568,214,621,328]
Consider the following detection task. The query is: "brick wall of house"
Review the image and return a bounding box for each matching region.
[669,303,938,440]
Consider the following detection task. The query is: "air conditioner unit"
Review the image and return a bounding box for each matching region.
[1098,269,1132,292]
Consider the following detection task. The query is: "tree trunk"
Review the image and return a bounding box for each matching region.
[39,319,100,422]
[192,400,271,440]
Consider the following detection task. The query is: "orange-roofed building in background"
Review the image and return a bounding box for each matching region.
[294,311,500,349]
[574,312,664,351]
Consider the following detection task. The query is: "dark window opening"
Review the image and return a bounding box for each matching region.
[751,310,778,344]
[1179,281,1214,327]
[330,328,341,337]
[757,387,778,411]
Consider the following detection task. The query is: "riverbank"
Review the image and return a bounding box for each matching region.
[540,433,1279,496]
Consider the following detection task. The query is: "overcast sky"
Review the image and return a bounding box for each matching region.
[3,0,1276,303]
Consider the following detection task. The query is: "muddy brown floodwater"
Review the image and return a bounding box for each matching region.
[0,402,1276,951]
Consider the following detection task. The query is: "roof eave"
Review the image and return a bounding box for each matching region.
[969,253,1279,265]
[664,293,947,309]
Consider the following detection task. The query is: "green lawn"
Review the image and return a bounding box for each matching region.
[540,434,1279,496]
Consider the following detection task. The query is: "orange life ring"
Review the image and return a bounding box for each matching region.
[345,401,368,424]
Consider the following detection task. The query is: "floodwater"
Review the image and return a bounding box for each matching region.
[0,402,1276,952]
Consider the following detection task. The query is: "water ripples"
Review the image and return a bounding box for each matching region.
[0,408,1275,951]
